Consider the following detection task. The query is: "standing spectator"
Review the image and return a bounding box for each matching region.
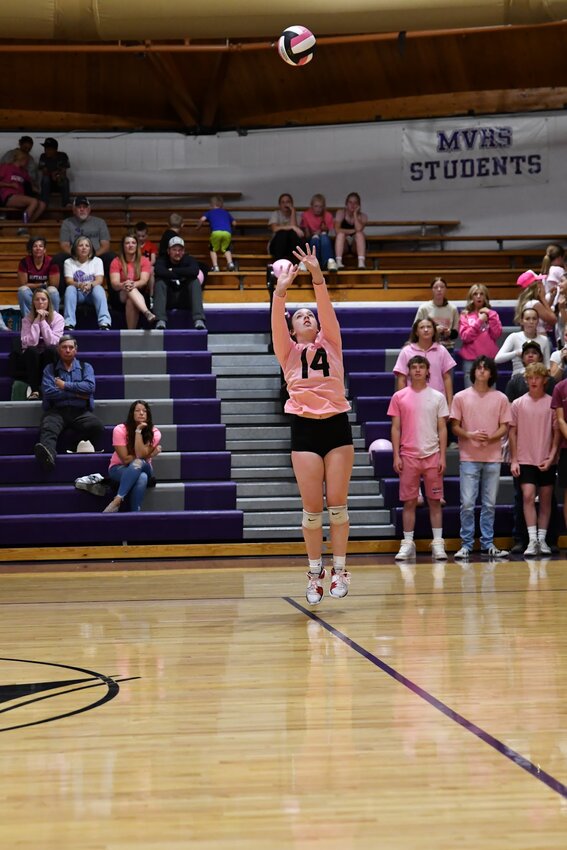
[268,193,303,263]
[550,371,567,536]
[393,317,456,406]
[154,236,206,330]
[18,289,64,400]
[413,277,459,350]
[458,284,502,387]
[17,235,60,315]
[334,192,368,270]
[509,363,559,557]
[505,341,559,555]
[551,271,567,350]
[34,335,104,470]
[300,194,337,272]
[103,400,162,513]
[158,212,184,257]
[0,136,39,190]
[515,272,556,336]
[63,236,111,330]
[450,355,512,561]
[197,195,236,272]
[540,243,565,306]
[39,137,71,208]
[109,234,154,329]
[0,150,45,230]
[389,355,449,561]
[495,307,551,374]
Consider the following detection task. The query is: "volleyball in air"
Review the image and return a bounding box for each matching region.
[272,259,293,278]
[277,26,316,67]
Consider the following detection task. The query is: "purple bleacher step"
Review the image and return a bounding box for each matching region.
[0,511,244,546]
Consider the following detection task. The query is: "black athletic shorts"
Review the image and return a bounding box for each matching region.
[557,450,567,487]
[290,412,353,458]
[518,463,557,487]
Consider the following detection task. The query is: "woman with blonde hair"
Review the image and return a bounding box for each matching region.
[458,284,502,387]
[514,271,556,334]
[299,194,336,271]
[18,288,64,400]
[109,233,154,329]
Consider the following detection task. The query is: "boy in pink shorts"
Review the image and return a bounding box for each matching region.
[388,355,449,561]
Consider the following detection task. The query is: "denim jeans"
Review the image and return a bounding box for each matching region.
[459,461,502,550]
[308,234,334,268]
[109,459,153,511]
[64,285,111,328]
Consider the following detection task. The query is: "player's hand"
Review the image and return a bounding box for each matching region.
[275,264,299,294]
[293,243,321,275]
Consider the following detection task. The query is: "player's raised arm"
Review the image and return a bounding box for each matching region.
[271,262,300,366]
[292,244,342,349]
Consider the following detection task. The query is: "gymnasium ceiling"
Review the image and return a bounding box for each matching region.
[1,1,567,132]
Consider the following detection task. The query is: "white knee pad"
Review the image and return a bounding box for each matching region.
[328,505,349,525]
[302,510,323,529]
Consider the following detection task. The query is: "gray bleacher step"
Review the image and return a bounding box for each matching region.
[219,389,281,400]
[231,451,370,468]
[236,479,381,497]
[119,331,167,352]
[227,437,366,451]
[213,363,278,377]
[120,351,168,373]
[231,464,375,480]
[238,494,384,511]
[243,508,391,528]
[208,333,269,352]
[212,354,276,368]
[243,524,396,540]
[217,376,280,390]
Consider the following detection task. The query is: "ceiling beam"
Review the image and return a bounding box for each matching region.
[146,53,199,128]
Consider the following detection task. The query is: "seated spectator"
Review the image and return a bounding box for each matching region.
[413,277,459,350]
[458,284,502,387]
[56,196,115,287]
[34,335,104,470]
[39,137,71,208]
[63,236,111,330]
[197,195,236,272]
[505,341,554,402]
[515,271,557,336]
[158,212,184,257]
[552,271,567,350]
[17,236,60,316]
[154,236,205,330]
[103,400,162,513]
[495,307,550,374]
[394,317,456,405]
[268,193,303,263]
[550,344,567,381]
[109,234,155,329]
[300,194,337,271]
[18,289,64,400]
[135,221,158,266]
[540,243,565,306]
[0,150,45,230]
[334,192,368,270]
[0,136,39,192]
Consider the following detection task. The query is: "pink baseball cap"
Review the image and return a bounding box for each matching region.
[517,270,545,288]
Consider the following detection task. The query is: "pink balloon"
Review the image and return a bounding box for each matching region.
[368,438,393,460]
[272,259,293,278]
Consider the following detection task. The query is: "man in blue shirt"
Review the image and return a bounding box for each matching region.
[34,335,104,469]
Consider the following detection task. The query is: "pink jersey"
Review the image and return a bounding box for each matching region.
[511,393,557,466]
[20,311,65,350]
[271,283,351,418]
[388,385,449,458]
[551,378,567,449]
[109,423,162,469]
[450,386,512,462]
[393,342,456,396]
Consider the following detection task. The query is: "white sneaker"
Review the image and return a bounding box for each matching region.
[395,540,416,560]
[306,569,326,605]
[524,539,539,558]
[431,540,448,561]
[335,259,344,270]
[327,259,338,272]
[482,546,509,559]
[454,546,471,561]
[329,568,350,598]
[538,538,552,555]
[358,260,366,269]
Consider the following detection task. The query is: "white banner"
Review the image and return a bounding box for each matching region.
[402,117,549,192]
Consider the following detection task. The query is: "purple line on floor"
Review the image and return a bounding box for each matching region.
[284,596,567,799]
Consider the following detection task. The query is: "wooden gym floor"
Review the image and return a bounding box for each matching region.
[1,553,566,849]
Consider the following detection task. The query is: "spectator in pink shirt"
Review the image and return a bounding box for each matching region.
[300,194,337,272]
[458,284,503,387]
[509,362,559,557]
[18,289,64,400]
[394,317,456,406]
[388,355,449,562]
[109,234,155,329]
[0,150,45,231]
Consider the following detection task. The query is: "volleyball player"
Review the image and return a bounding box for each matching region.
[271,244,354,604]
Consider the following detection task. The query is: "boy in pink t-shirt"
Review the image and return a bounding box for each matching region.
[450,355,512,560]
[509,363,559,557]
[388,355,449,561]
